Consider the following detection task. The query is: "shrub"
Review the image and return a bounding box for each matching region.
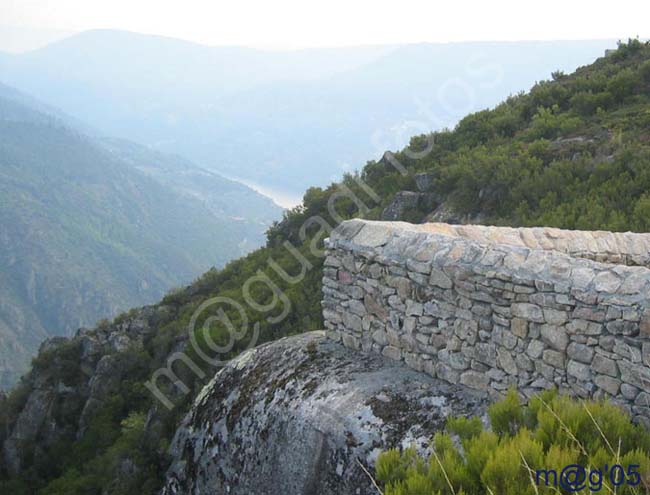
[570,91,614,116]
[607,68,640,102]
[527,105,582,140]
[376,390,650,495]
[641,60,650,83]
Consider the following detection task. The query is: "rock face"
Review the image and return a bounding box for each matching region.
[381,191,437,221]
[323,219,650,425]
[425,202,486,225]
[413,173,437,193]
[161,331,488,495]
[1,305,166,476]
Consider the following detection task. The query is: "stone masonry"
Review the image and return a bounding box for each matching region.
[322,219,650,425]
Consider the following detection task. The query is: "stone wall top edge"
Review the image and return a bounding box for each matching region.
[326,222,650,304]
[330,219,650,262]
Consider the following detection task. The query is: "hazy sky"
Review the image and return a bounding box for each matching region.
[1,0,649,51]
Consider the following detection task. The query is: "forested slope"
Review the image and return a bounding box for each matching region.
[0,85,281,389]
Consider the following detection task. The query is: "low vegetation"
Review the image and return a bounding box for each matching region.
[377,389,650,495]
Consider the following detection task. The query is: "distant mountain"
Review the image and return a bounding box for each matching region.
[0,31,616,199]
[0,82,95,133]
[0,83,282,388]
[98,137,279,227]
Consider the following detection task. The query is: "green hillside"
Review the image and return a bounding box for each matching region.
[2,39,650,494]
[0,87,282,389]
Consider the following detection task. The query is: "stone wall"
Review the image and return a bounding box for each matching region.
[322,219,650,425]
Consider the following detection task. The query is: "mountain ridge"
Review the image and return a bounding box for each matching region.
[0,32,617,194]
[0,82,282,389]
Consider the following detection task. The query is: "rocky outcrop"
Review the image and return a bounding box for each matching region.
[381,191,437,221]
[380,177,479,225]
[425,202,482,225]
[413,173,437,193]
[161,331,488,495]
[1,305,167,476]
[323,219,650,425]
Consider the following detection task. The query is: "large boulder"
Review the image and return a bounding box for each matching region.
[161,331,488,495]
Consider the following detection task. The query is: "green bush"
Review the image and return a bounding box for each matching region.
[376,390,650,495]
[570,91,614,116]
[607,68,640,102]
[527,105,582,140]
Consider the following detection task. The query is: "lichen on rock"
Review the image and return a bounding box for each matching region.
[161,331,488,495]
